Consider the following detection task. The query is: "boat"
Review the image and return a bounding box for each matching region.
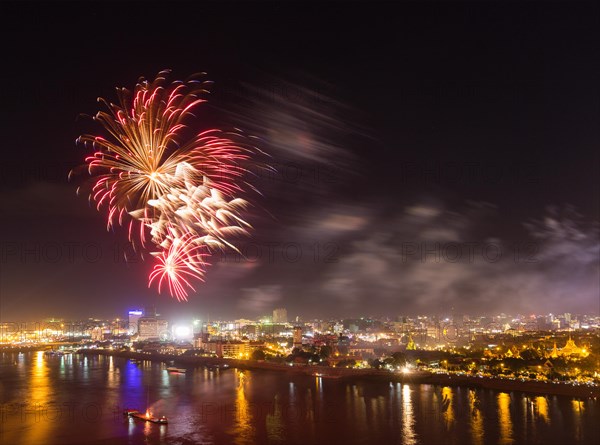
[123,409,168,424]
[207,363,230,370]
[43,350,64,357]
[166,367,186,373]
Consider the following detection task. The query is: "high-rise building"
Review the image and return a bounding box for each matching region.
[273,308,288,324]
[138,317,169,341]
[128,309,144,335]
[293,326,302,348]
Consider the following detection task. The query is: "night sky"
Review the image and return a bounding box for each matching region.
[0,2,598,321]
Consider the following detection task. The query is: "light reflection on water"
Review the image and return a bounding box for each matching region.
[0,352,598,445]
[23,351,52,445]
[442,386,455,431]
[536,396,549,424]
[402,384,417,445]
[572,398,585,442]
[230,370,254,445]
[265,393,284,444]
[469,389,484,445]
[498,392,514,445]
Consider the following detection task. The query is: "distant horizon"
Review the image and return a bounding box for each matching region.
[2,310,598,325]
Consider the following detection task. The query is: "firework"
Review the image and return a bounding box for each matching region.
[78,70,251,242]
[75,70,263,300]
[144,182,251,252]
[148,231,209,302]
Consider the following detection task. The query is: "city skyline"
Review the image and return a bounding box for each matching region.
[3,308,598,330]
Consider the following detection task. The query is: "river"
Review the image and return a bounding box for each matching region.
[0,351,597,444]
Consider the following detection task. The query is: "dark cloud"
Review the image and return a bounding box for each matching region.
[240,285,282,316]
[312,203,599,316]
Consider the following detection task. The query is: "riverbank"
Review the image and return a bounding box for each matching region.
[417,373,599,399]
[80,349,600,399]
[0,345,46,353]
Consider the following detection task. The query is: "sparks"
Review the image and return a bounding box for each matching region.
[74,70,264,300]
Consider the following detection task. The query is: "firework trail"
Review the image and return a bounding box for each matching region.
[148,231,210,302]
[73,70,264,300]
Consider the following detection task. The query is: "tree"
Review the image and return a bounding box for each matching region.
[251,349,266,361]
[336,359,356,368]
[309,354,321,364]
[520,348,541,362]
[320,345,332,359]
[503,358,525,373]
[369,359,383,369]
[391,351,407,367]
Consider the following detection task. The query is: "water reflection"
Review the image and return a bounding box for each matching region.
[162,367,169,388]
[401,384,417,445]
[24,351,52,444]
[231,370,254,445]
[469,389,484,445]
[31,351,49,403]
[572,399,585,442]
[572,399,584,414]
[2,353,598,445]
[441,386,455,431]
[304,387,316,440]
[266,394,284,443]
[143,415,152,438]
[127,416,135,437]
[535,396,549,424]
[498,392,514,445]
[124,360,142,398]
[107,355,119,388]
[82,356,89,379]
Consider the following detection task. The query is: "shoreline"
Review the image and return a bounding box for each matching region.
[80,349,599,399]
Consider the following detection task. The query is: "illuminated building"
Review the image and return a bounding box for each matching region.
[273,308,288,324]
[193,332,210,349]
[221,341,251,358]
[128,309,144,335]
[91,326,104,341]
[503,346,521,358]
[138,317,169,341]
[549,342,559,359]
[348,346,375,359]
[561,337,586,357]
[196,339,258,358]
[293,326,302,348]
[549,336,590,359]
